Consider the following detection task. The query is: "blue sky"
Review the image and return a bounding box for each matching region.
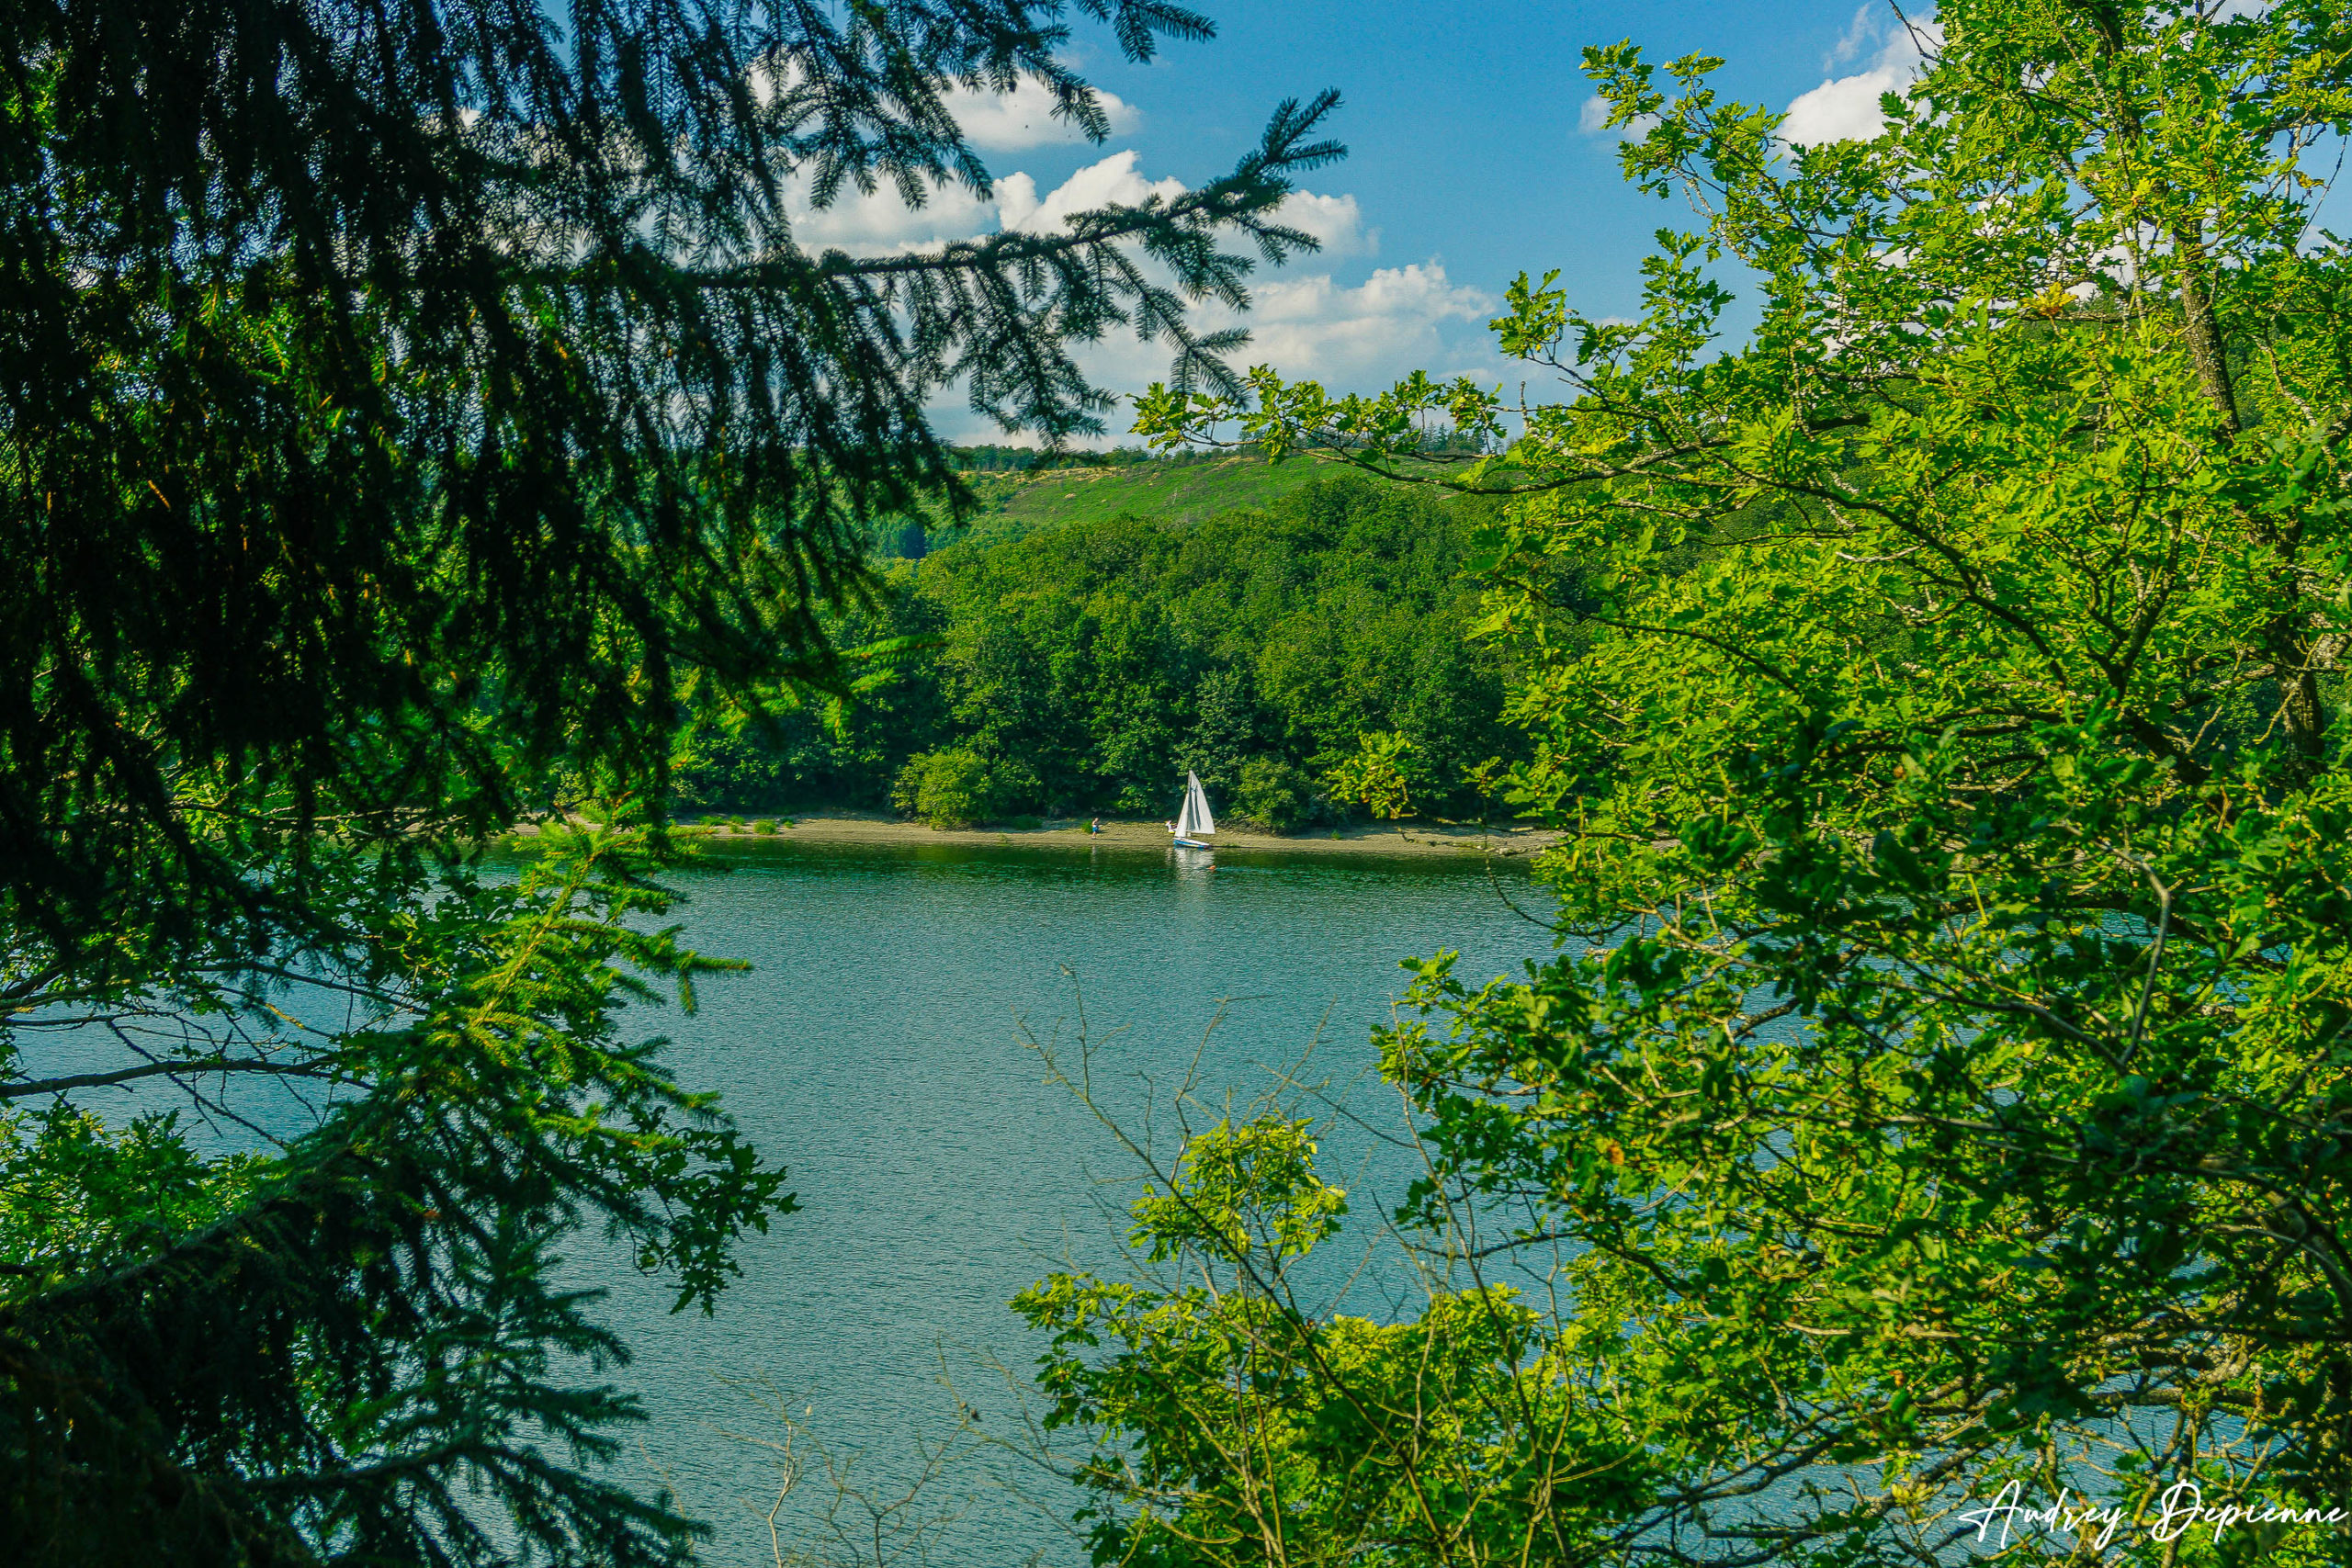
[842,0,1931,441]
[790,2,2336,442]
[1052,0,1905,317]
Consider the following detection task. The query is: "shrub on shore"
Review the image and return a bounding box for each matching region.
[891,747,1040,829]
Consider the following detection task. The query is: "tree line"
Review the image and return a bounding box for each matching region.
[673,476,1525,829]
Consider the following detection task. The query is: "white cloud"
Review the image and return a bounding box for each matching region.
[1231,264,1491,380]
[768,149,1459,441]
[1826,3,1881,67]
[784,150,1383,269]
[1271,190,1374,257]
[998,149,1185,231]
[752,54,1137,152]
[1781,64,1905,145]
[1014,168,1465,400]
[1781,11,1939,146]
[1579,94,1659,141]
[944,76,1139,152]
[784,173,1001,254]
[967,260,1498,444]
[778,150,1177,254]
[928,258,1508,446]
[1093,262,1492,388]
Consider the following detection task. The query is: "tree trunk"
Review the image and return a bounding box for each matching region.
[2177,224,2334,779]
[2174,224,2242,437]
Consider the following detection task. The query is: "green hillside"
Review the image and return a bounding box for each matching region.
[961,453,1345,533]
[871,451,1469,555]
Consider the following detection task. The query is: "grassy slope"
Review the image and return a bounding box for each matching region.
[922,454,1464,549]
[973,455,1333,528]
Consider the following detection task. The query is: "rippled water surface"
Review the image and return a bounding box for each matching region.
[28,835,1560,1562]
[588,837,1561,1563]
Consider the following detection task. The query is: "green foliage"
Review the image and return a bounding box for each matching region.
[673,616,956,816]
[2,827,797,1565]
[956,451,1361,538]
[3,0,1354,1559]
[891,744,1037,829]
[5,0,1344,967]
[949,444,1165,471]
[1232,757,1318,832]
[926,479,1513,821]
[1320,730,1418,819]
[1128,1117,1350,1262]
[1050,3,2352,1563]
[680,478,1521,825]
[1015,1116,1655,1567]
[0,1107,266,1270]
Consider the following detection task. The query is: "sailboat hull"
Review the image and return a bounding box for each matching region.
[1173,837,1211,850]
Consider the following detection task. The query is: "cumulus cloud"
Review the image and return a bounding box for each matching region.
[1016,169,1463,392]
[769,148,1470,439]
[967,259,1499,445]
[1026,262,1496,393]
[1781,10,1939,146]
[791,150,1381,268]
[782,172,1001,254]
[1271,190,1374,257]
[1230,264,1490,380]
[1578,94,1658,141]
[775,150,1173,254]
[944,76,1139,152]
[997,149,1185,231]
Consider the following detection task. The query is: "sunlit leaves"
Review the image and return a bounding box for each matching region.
[1116,3,2352,1563]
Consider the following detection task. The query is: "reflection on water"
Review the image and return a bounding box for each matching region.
[584,838,1558,1563]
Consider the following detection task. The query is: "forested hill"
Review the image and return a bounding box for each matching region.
[869,446,1480,556]
[676,474,1520,829]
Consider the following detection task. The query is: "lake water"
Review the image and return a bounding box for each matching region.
[19,834,1561,1563]
[582,837,1562,1565]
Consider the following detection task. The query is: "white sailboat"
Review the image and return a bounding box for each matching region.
[1171,771,1216,850]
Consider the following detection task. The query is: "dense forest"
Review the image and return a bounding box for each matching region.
[674,476,1522,829]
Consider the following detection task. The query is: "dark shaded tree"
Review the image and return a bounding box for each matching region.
[0,2,1340,1561]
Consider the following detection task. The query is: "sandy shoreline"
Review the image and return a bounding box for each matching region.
[678,811,1557,860]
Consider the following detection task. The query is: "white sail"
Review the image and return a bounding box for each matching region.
[1190,773,1216,836]
[1174,771,1216,840]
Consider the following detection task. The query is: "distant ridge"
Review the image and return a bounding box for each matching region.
[960,453,1342,532]
[864,452,1465,558]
